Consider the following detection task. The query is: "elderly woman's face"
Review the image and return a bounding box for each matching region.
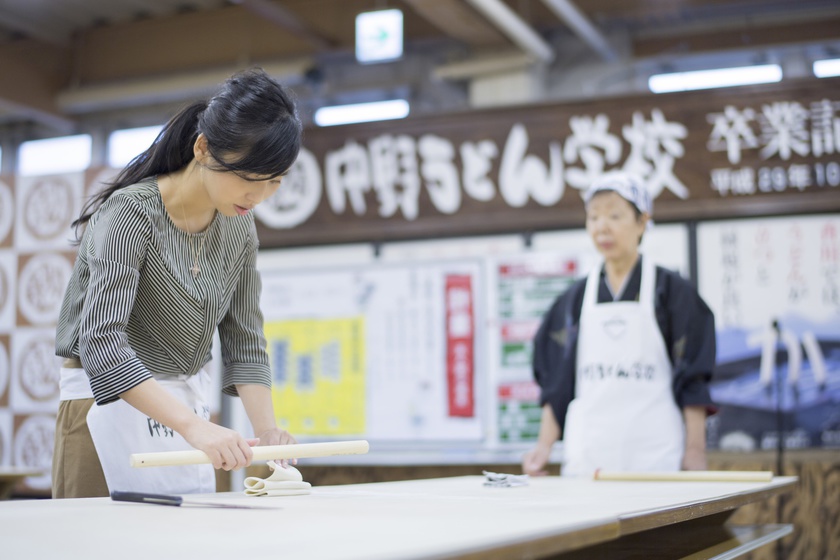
[585,191,648,261]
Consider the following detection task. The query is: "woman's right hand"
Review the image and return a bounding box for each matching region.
[522,444,552,476]
[182,419,254,471]
[120,379,254,471]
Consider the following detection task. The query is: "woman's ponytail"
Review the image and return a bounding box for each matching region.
[72,100,207,235]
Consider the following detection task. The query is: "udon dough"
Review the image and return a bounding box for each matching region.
[244,462,312,497]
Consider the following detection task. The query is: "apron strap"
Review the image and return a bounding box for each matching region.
[582,262,603,311]
[639,255,656,307]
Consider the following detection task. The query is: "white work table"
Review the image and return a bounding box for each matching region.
[0,475,796,559]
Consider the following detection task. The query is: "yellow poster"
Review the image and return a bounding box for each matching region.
[265,317,366,435]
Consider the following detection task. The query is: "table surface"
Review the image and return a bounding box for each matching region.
[0,474,797,560]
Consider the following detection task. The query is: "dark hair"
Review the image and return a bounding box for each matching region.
[73,67,302,236]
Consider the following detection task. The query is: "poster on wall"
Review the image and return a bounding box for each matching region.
[698,214,840,450]
[257,258,484,442]
[486,252,581,445]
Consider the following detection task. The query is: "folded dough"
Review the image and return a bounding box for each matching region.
[244,462,312,497]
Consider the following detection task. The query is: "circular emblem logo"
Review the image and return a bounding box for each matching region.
[19,336,60,402]
[23,177,75,240]
[14,415,55,490]
[17,253,72,325]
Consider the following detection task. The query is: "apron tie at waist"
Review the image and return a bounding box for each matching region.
[63,357,83,369]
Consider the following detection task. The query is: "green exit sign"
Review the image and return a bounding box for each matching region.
[355,9,403,64]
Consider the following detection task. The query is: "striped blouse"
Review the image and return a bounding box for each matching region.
[56,178,272,405]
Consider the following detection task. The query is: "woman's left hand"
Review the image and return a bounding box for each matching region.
[253,427,298,467]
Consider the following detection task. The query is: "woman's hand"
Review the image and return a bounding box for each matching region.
[522,444,553,476]
[181,419,255,471]
[254,427,298,468]
[120,379,254,471]
[235,384,299,467]
[522,404,561,476]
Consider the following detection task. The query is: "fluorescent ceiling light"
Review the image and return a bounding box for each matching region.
[813,58,840,78]
[648,64,783,94]
[314,99,410,127]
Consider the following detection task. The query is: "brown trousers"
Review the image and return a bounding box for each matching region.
[52,398,109,498]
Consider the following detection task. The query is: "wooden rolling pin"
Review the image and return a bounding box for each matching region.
[130,440,370,468]
[593,470,773,482]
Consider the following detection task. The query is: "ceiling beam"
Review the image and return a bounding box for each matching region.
[0,41,75,131]
[56,59,313,114]
[463,0,555,63]
[540,0,618,62]
[402,0,507,47]
[0,10,70,46]
[0,98,75,133]
[230,0,334,52]
[434,50,535,79]
[634,17,840,58]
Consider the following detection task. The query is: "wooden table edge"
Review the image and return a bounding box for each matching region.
[617,477,798,535]
[443,520,621,560]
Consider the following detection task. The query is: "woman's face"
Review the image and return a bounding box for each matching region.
[204,167,283,218]
[194,136,284,217]
[585,191,647,262]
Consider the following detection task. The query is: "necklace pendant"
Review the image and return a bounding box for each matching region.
[190,262,200,278]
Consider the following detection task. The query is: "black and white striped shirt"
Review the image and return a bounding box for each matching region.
[56,178,271,405]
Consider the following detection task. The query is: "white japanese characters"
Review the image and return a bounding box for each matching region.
[255,99,839,230]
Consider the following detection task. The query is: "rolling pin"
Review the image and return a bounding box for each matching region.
[593,470,774,482]
[130,439,370,468]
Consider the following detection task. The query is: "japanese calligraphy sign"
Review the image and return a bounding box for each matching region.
[252,78,840,248]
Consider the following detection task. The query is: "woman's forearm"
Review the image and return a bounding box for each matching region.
[682,405,708,470]
[537,403,561,449]
[236,383,278,435]
[120,378,205,435]
[683,405,707,451]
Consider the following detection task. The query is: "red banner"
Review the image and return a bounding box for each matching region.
[445,274,475,418]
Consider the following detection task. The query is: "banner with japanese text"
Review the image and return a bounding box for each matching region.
[253,78,840,247]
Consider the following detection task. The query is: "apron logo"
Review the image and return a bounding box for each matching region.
[147,418,175,438]
[602,316,626,339]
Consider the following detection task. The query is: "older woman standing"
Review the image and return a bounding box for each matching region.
[522,171,716,477]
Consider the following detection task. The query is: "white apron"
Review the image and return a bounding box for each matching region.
[62,367,216,495]
[562,257,685,477]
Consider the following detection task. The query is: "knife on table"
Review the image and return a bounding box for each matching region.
[111,490,280,509]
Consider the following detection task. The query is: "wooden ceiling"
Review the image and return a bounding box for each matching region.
[1,0,839,134]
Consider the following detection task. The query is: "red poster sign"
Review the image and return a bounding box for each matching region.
[445,274,474,417]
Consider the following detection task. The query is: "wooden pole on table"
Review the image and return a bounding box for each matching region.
[130,440,370,468]
[593,470,774,482]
